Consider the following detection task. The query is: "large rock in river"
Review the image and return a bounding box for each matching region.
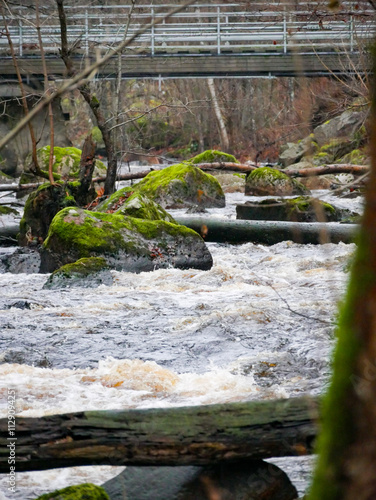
[129,163,225,209]
[18,181,96,247]
[39,207,213,273]
[20,145,107,186]
[245,167,308,196]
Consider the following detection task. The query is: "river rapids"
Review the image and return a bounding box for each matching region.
[0,186,363,499]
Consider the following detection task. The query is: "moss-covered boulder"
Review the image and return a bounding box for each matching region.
[39,207,213,273]
[127,163,225,209]
[18,181,96,246]
[189,149,239,164]
[236,196,354,222]
[245,167,308,196]
[96,190,176,223]
[34,483,109,500]
[313,110,366,147]
[43,257,113,289]
[21,146,106,185]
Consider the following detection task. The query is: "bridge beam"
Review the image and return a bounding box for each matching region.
[0,52,369,81]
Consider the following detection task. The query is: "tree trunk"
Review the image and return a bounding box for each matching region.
[0,397,318,472]
[308,43,376,500]
[77,133,96,203]
[207,78,229,151]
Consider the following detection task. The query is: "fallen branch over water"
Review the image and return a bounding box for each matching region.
[0,397,319,472]
[284,164,369,177]
[0,163,368,193]
[175,217,358,244]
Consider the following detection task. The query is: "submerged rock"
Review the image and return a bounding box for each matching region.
[35,483,109,500]
[39,207,213,273]
[103,460,297,500]
[245,167,308,196]
[43,257,113,289]
[237,196,354,222]
[128,163,225,209]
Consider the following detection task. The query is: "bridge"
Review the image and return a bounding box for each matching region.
[0,1,374,88]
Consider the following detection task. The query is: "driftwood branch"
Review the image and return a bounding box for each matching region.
[0,397,319,472]
[175,217,358,245]
[284,164,369,177]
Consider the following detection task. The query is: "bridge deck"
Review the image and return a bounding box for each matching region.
[0,2,373,82]
[0,52,368,81]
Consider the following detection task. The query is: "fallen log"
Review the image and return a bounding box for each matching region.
[284,164,369,178]
[0,163,368,193]
[0,223,19,245]
[175,216,358,244]
[0,397,318,472]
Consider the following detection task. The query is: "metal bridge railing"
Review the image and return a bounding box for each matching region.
[1,2,374,58]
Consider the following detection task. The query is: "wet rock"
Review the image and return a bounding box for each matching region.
[20,145,107,186]
[96,191,176,223]
[0,247,41,273]
[279,136,318,167]
[236,196,354,223]
[44,257,113,289]
[189,149,239,164]
[128,163,225,209]
[245,167,308,196]
[34,483,109,500]
[18,181,96,246]
[103,460,297,500]
[39,207,213,273]
[313,110,365,147]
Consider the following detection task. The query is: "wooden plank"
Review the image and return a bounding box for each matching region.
[0,397,319,472]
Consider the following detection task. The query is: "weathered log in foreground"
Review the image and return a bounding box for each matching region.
[0,397,319,472]
[176,216,358,244]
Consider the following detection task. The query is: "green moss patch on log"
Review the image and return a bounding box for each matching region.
[34,483,110,500]
[245,166,308,196]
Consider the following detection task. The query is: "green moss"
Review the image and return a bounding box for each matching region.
[117,192,176,223]
[0,205,18,215]
[34,482,109,499]
[49,257,109,280]
[132,163,224,207]
[43,207,198,258]
[338,149,367,165]
[95,186,134,212]
[249,166,291,182]
[189,150,239,164]
[91,126,103,143]
[308,230,369,500]
[286,196,336,216]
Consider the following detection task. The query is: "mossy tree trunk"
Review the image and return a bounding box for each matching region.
[308,44,376,500]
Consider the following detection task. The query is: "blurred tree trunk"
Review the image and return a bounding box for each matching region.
[207,78,229,151]
[308,45,376,500]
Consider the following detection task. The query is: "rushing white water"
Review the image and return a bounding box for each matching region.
[0,186,361,499]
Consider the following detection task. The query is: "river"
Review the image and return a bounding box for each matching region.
[0,179,362,499]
